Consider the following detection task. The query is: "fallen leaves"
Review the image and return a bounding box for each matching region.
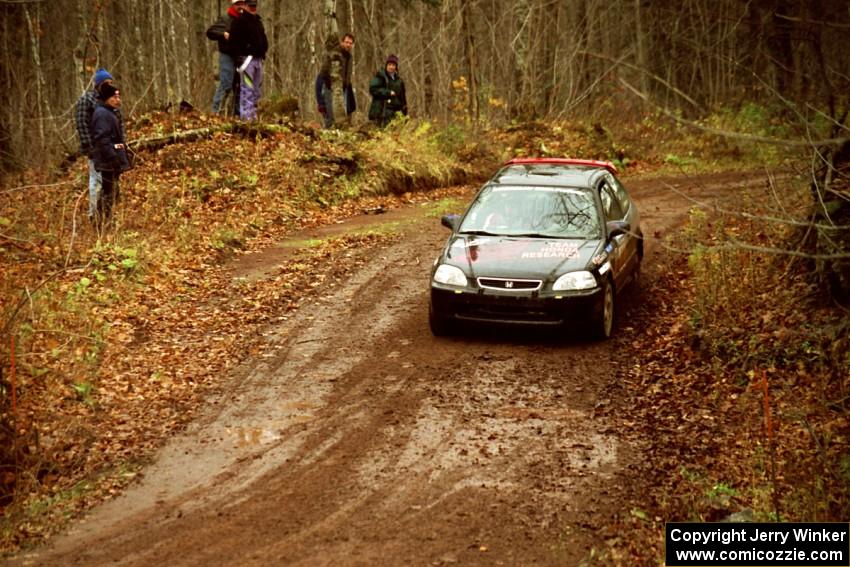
[593,202,850,564]
[0,110,476,550]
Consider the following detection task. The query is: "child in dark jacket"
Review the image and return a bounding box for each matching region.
[90,83,130,225]
[369,55,408,127]
[75,68,124,220]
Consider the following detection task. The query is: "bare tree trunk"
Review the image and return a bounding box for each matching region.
[24,6,47,146]
[159,0,173,101]
[771,0,796,97]
[178,4,191,100]
[2,0,850,167]
[133,5,148,104]
[460,0,479,123]
[634,0,649,101]
[323,0,346,127]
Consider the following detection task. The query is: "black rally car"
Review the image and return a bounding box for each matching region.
[429,158,643,339]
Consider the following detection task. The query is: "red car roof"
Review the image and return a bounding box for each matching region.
[503,158,618,174]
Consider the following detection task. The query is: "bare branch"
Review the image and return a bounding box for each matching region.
[579,49,704,111]
[64,186,87,269]
[774,13,850,30]
[0,234,32,249]
[655,173,847,228]
[725,238,850,260]
[618,78,849,148]
[1,181,74,194]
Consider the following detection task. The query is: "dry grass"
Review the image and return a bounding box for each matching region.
[677,173,850,522]
[0,114,484,549]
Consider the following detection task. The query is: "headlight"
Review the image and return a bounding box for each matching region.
[553,271,597,291]
[433,264,468,287]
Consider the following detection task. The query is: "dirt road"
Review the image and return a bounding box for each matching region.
[9,171,761,566]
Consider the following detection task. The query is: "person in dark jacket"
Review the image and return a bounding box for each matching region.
[369,54,408,127]
[207,0,246,115]
[230,0,268,121]
[90,83,130,226]
[75,68,125,221]
[315,72,356,121]
[319,33,355,128]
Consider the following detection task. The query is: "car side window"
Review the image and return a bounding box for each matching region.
[600,182,624,221]
[609,175,632,213]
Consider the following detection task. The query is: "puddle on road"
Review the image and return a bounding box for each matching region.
[231,427,282,447]
[227,401,322,446]
[281,401,319,413]
[356,352,621,514]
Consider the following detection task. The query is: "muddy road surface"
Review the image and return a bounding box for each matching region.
[10,171,762,566]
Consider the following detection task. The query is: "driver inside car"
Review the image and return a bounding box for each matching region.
[482,196,527,231]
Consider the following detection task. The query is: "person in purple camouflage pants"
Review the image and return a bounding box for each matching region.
[230,0,267,120]
[240,58,264,120]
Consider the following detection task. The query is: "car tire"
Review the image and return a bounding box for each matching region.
[633,240,644,283]
[591,278,615,340]
[632,257,642,286]
[429,308,453,336]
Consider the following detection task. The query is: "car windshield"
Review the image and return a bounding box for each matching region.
[459,185,601,238]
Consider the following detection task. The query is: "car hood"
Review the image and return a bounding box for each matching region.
[443,235,603,279]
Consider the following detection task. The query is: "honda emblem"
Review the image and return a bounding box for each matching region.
[504,281,514,289]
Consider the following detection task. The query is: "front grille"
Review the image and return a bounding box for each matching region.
[477,277,542,291]
[454,294,562,324]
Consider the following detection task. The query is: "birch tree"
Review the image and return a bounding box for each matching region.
[0,0,848,167]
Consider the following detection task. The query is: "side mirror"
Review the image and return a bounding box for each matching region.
[441,214,461,231]
[606,220,630,239]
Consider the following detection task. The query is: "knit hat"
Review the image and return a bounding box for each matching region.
[100,83,120,100]
[93,68,113,87]
[386,54,399,66]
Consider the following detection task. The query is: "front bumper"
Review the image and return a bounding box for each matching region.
[430,284,604,327]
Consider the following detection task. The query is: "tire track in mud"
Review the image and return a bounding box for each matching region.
[12,171,769,566]
[18,211,623,566]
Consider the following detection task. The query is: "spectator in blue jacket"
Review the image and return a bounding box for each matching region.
[90,83,130,226]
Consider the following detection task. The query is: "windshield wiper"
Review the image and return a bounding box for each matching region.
[512,232,592,239]
[459,229,500,236]
[511,232,563,238]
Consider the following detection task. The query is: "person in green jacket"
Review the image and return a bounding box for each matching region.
[368,54,408,127]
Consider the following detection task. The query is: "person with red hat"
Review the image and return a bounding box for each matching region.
[230,0,268,120]
[207,0,247,115]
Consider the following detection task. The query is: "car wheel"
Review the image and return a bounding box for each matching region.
[429,308,452,336]
[633,241,644,283]
[592,278,615,340]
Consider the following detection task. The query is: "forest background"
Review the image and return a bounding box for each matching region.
[1,0,849,168]
[1,0,850,562]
